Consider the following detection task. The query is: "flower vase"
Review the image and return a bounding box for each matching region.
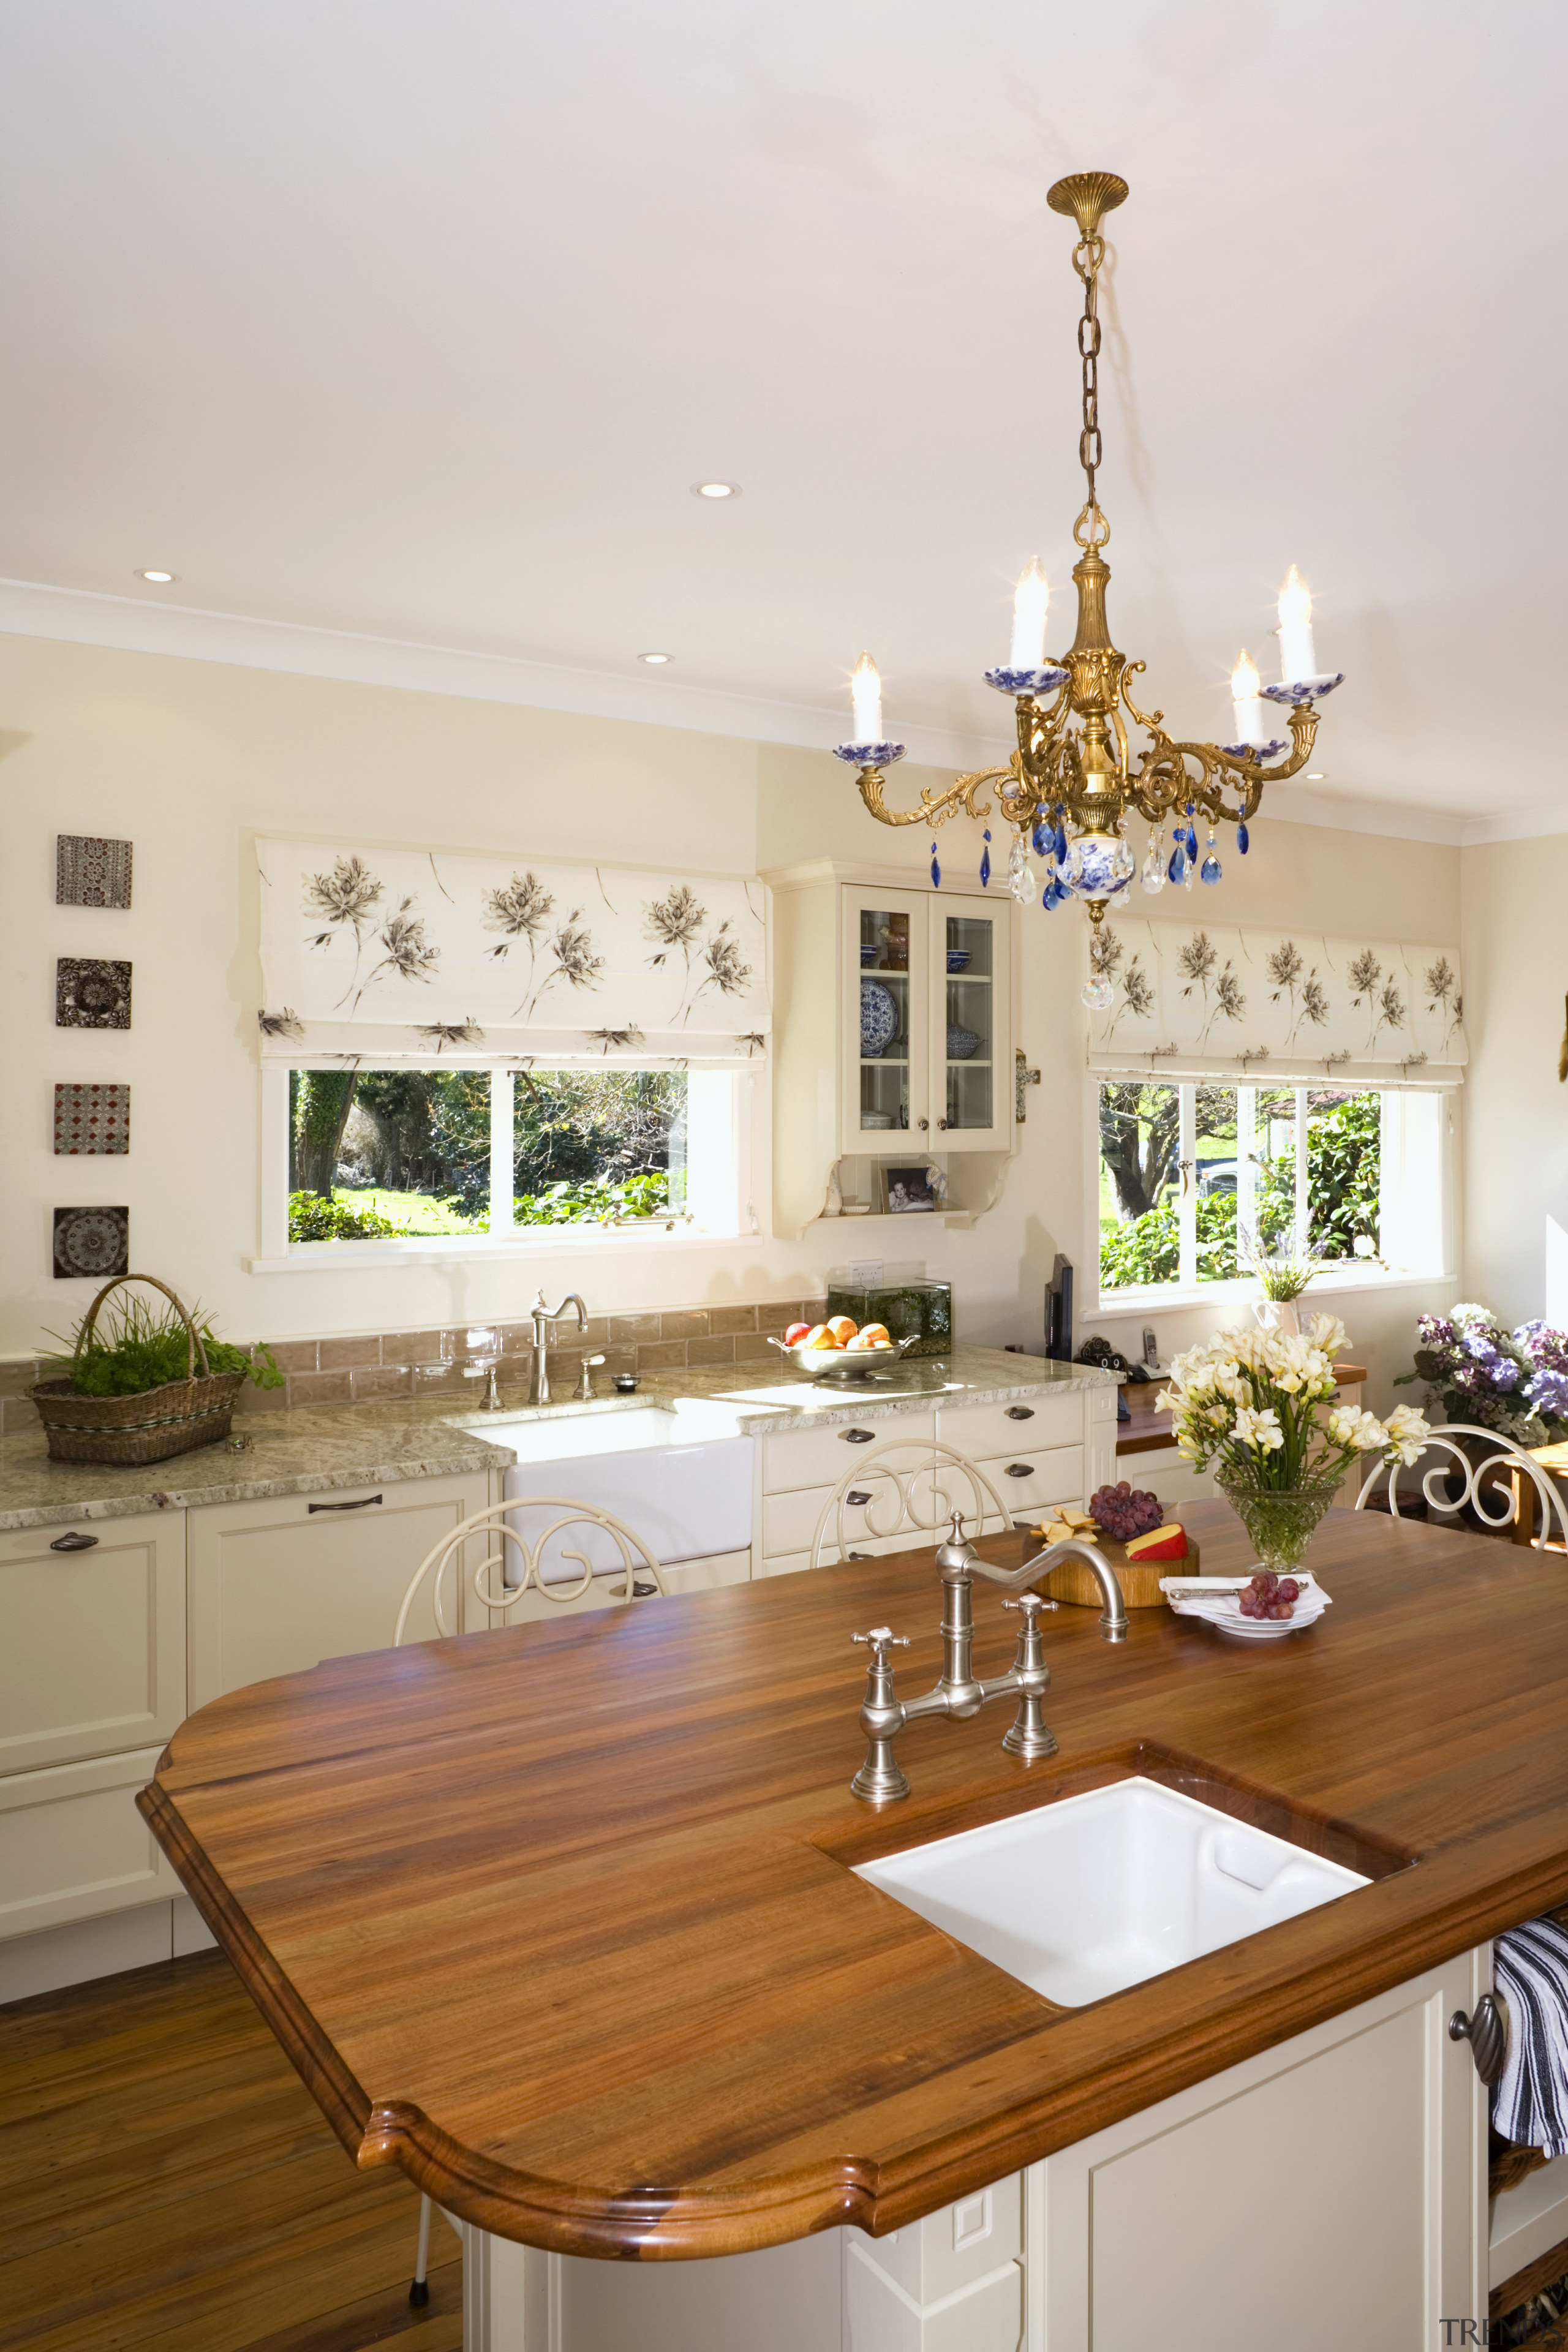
[1252,1298,1302,1340]
[1214,1461,1343,1579]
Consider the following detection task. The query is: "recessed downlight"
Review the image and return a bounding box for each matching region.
[1305,771,1327,781]
[690,481,740,500]
[136,569,178,583]
[638,651,673,666]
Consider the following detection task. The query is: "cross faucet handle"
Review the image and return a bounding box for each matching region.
[1002,1594,1058,1618]
[852,1626,910,1656]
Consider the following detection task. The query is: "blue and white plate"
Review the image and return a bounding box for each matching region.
[984,666,1069,699]
[1261,674,1344,707]
[832,741,907,767]
[861,979,900,1058]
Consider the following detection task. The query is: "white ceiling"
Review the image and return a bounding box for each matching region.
[2,0,1564,841]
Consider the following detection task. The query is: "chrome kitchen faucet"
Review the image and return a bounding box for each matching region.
[849,1511,1127,1802]
[528,1289,588,1406]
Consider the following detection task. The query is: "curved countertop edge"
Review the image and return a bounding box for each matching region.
[0,1348,1117,1531]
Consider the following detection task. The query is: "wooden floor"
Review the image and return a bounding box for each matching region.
[1,1950,462,2352]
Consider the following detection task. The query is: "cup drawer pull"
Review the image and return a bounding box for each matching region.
[1004,1463,1035,1478]
[842,1429,876,1444]
[50,1529,99,1551]
[846,1490,873,1507]
[1005,1405,1035,1420]
[307,1493,384,1513]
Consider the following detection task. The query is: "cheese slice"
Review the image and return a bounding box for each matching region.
[1123,1522,1189,1562]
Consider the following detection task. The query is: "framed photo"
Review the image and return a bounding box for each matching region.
[883,1164,937,1215]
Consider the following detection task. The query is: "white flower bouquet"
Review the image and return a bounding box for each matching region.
[1158,1315,1430,1574]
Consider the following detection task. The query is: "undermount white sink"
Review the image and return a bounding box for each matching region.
[854,1776,1370,2008]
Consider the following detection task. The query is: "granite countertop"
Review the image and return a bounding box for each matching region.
[0,1348,1115,1531]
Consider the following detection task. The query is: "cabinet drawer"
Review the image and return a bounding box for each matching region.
[0,1510,186,1776]
[973,1444,1084,1518]
[937,1394,1081,1461]
[187,1471,489,1708]
[762,1411,935,1494]
[0,1746,180,1940]
[764,1483,954,1564]
[499,1548,751,1621]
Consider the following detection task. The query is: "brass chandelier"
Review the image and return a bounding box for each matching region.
[832,171,1342,1006]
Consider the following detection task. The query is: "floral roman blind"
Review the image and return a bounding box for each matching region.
[1086,917,1466,1087]
[256,839,770,1066]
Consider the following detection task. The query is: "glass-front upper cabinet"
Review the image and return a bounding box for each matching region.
[839,886,1011,1153]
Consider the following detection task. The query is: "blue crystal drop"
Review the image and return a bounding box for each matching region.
[979,841,991,888]
[1167,842,1188,886]
[1054,815,1069,865]
[930,839,941,889]
[1032,818,1050,858]
[1236,822,1250,854]
[1200,852,1223,886]
[1041,882,1055,910]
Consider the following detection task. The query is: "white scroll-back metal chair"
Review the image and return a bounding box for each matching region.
[810,1437,1017,1569]
[1352,1422,1568,1550]
[393,1496,666,2304]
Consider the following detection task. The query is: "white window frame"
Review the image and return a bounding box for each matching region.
[250,1063,762,1272]
[1088,1076,1454,1317]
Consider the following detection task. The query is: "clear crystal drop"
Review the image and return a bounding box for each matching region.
[1082,974,1115,1013]
[1236,821,1250,855]
[1110,834,1136,886]
[1140,843,1166,894]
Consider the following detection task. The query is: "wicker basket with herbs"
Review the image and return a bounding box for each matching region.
[30,1275,282,1466]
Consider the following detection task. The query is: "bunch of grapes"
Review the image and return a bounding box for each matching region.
[1088,1481,1164,1541]
[1239,1570,1300,1620]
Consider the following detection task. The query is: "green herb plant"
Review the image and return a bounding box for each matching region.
[44,1292,284,1399]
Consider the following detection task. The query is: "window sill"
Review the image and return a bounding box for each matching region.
[1088,1266,1456,1319]
[247,1228,763,1273]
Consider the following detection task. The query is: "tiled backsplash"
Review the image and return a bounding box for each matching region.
[0,1296,826,1431]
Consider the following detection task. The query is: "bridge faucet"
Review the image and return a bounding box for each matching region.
[528,1289,588,1406]
[848,1512,1127,1803]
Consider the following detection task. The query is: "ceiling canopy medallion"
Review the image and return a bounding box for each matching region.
[833,172,1343,1009]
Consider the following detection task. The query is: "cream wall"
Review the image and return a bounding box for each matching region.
[0,631,1461,1405]
[1461,836,1568,1329]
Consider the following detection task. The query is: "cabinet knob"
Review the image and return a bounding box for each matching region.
[842,1428,876,1444]
[1449,1996,1507,2085]
[1005,1406,1035,1421]
[50,1529,98,1552]
[917,1118,929,1131]
[937,1118,949,1131]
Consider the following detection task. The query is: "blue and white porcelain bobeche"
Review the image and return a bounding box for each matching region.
[983,665,1070,699]
[833,741,907,768]
[1261,674,1344,707]
[1220,738,1289,761]
[860,979,900,1058]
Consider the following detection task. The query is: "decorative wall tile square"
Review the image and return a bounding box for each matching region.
[56,835,133,908]
[56,958,132,1029]
[53,1205,129,1280]
[54,1083,130,1155]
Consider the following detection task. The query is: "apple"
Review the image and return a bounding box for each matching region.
[782,1322,811,1347]
[802,1324,839,1349]
[859,1322,891,1346]
[844,1332,877,1351]
[826,1315,859,1344]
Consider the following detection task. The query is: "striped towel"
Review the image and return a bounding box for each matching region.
[1493,1915,1568,2159]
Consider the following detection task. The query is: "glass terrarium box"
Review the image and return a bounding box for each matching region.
[824,1274,953,1357]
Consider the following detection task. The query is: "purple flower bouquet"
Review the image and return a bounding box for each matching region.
[1395,1305,1568,1444]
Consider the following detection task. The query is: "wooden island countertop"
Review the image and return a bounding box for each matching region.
[139,1502,1568,2260]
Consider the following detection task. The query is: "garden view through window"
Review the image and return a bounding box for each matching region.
[1098,1080,1392,1294]
[287,1067,688,1242]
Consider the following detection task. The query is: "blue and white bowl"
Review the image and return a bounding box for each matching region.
[946,949,971,974]
[984,665,1069,699]
[1261,674,1344,707]
[832,741,907,767]
[860,943,876,967]
[861,979,900,1058]
[947,1025,981,1060]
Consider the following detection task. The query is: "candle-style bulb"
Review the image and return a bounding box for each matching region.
[1231,649,1261,701]
[1230,648,1267,750]
[850,650,883,747]
[1276,565,1318,685]
[1009,557,1049,669]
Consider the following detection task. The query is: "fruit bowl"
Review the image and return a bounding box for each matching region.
[767,1335,919,1382]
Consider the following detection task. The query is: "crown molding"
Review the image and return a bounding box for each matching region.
[1,575,1555,851]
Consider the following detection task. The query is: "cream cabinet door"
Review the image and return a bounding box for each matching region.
[0,1745,183,1940]
[187,1471,490,1709]
[0,1509,186,1777]
[926,893,1012,1154]
[842,885,931,1148]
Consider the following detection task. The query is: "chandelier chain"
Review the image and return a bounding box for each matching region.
[1072,231,1109,548]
